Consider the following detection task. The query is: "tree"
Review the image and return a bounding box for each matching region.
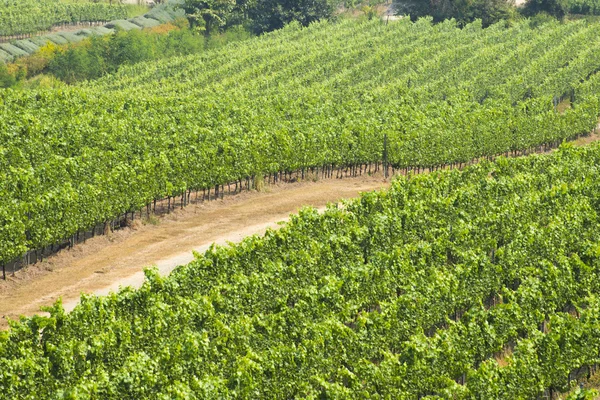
[181,0,236,35]
[248,0,336,34]
[521,0,567,18]
[395,0,516,27]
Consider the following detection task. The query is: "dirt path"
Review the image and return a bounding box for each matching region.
[0,175,389,328]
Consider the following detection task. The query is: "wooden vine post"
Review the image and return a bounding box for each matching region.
[383,134,389,180]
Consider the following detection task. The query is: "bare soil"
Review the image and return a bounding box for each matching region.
[0,174,389,328]
[570,129,600,146]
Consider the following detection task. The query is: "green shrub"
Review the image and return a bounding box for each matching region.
[46,24,251,83]
[0,62,16,88]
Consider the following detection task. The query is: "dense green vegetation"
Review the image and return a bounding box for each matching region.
[0,0,129,37]
[46,24,251,83]
[1,17,600,266]
[396,0,600,27]
[3,144,600,397]
[524,0,600,18]
[0,0,185,65]
[395,0,516,27]
[0,23,253,87]
[2,3,600,397]
[567,0,600,15]
[181,0,337,34]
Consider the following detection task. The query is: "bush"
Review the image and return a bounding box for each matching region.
[396,0,517,27]
[0,63,16,88]
[248,0,337,34]
[522,0,568,18]
[206,25,251,49]
[45,23,251,83]
[528,11,559,26]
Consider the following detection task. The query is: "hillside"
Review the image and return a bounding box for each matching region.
[2,11,600,398]
[4,143,600,397]
[0,0,600,399]
[3,18,600,268]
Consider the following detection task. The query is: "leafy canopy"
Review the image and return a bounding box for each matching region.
[181,0,336,34]
[395,0,517,27]
[181,0,236,35]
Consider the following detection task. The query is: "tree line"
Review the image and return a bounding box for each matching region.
[180,0,338,35]
[395,0,600,28]
[0,20,252,87]
[2,17,600,267]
